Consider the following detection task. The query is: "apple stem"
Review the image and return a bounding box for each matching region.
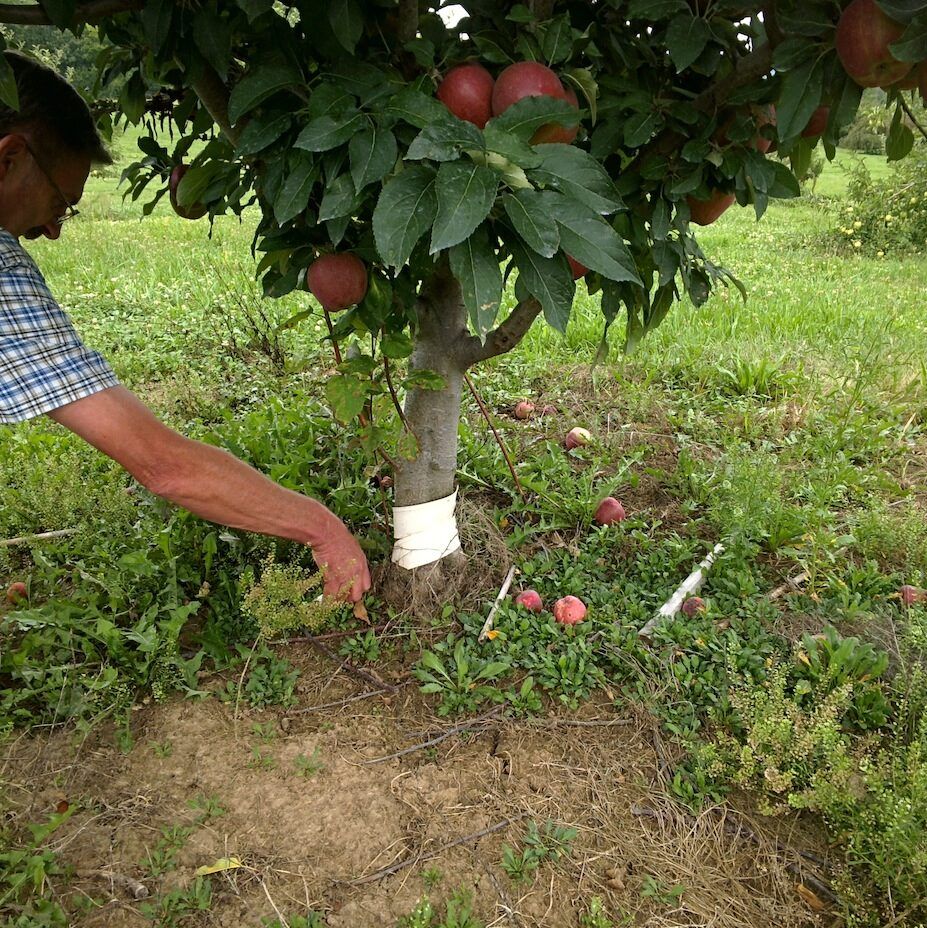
[478,564,518,642]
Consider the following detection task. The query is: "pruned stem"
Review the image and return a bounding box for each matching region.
[456,298,542,367]
[190,65,239,145]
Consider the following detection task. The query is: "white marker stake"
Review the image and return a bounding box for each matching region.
[639,543,725,639]
[478,565,517,642]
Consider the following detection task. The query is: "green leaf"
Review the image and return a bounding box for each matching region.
[876,1,927,22]
[236,0,274,20]
[0,42,18,111]
[406,116,485,161]
[771,36,816,72]
[381,332,414,359]
[37,0,75,29]
[349,127,398,191]
[666,15,711,72]
[564,68,598,124]
[891,13,927,60]
[325,375,367,423]
[529,144,624,215]
[295,111,365,152]
[487,95,578,141]
[539,14,573,64]
[776,57,823,141]
[386,87,449,129]
[623,109,662,147]
[483,124,542,168]
[329,0,363,53]
[431,162,498,253]
[552,195,642,286]
[141,0,173,55]
[228,65,303,124]
[372,165,438,268]
[193,7,232,79]
[274,153,317,225]
[627,0,689,17]
[508,238,575,333]
[235,113,292,157]
[318,173,359,222]
[449,224,504,338]
[886,105,915,161]
[503,189,560,257]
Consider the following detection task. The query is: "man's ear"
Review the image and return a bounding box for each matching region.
[0,134,29,182]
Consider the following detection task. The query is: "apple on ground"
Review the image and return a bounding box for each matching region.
[594,497,626,526]
[541,404,557,416]
[514,589,543,612]
[491,61,579,144]
[5,581,27,604]
[169,164,208,220]
[553,595,587,625]
[437,62,495,129]
[899,585,925,606]
[682,596,706,617]
[564,426,591,450]
[686,190,735,226]
[514,400,535,420]
[801,105,830,139]
[835,0,912,88]
[306,253,368,312]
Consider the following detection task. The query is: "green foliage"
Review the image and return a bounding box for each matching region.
[831,148,927,255]
[500,819,577,883]
[220,644,300,710]
[396,890,482,928]
[414,637,510,716]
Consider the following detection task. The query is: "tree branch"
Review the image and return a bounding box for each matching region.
[190,65,239,145]
[899,94,927,143]
[0,0,142,25]
[456,298,542,368]
[396,0,418,43]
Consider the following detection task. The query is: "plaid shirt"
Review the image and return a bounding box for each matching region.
[0,228,118,424]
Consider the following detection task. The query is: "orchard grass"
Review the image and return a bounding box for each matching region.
[2,128,927,926]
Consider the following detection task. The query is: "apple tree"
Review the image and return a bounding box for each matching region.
[2,0,925,584]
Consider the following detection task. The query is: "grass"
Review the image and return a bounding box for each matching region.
[3,128,927,927]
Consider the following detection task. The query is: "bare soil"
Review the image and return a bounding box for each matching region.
[3,650,836,928]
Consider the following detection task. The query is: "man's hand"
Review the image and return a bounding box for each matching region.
[310,518,372,604]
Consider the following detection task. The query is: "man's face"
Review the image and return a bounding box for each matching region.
[0,134,90,241]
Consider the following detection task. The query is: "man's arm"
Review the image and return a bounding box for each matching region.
[47,385,371,602]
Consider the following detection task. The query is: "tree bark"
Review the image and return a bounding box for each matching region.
[394,259,468,509]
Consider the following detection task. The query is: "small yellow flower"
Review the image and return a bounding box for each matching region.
[486,629,501,640]
[853,240,862,248]
[853,220,862,229]
[877,251,884,257]
[884,214,893,222]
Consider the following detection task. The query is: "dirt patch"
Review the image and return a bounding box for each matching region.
[3,657,834,928]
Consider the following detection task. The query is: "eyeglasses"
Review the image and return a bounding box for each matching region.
[22,138,80,225]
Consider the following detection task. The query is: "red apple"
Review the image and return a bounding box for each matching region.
[681,596,706,617]
[801,105,831,138]
[836,0,912,88]
[553,595,587,625]
[514,400,535,420]
[169,164,208,220]
[899,585,925,606]
[566,254,588,279]
[437,62,495,129]
[5,581,27,604]
[564,426,591,450]
[751,104,777,153]
[491,61,578,144]
[541,404,558,416]
[594,497,626,526]
[306,253,368,312]
[514,589,543,612]
[686,191,735,226]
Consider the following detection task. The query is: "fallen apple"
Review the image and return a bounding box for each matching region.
[553,595,587,625]
[541,404,558,416]
[514,589,543,612]
[514,400,535,420]
[681,596,706,617]
[899,584,925,606]
[437,62,495,129]
[564,426,591,450]
[5,581,27,604]
[594,497,626,525]
[306,253,369,312]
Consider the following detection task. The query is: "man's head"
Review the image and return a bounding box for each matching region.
[0,51,112,241]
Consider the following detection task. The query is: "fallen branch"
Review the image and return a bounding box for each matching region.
[0,529,77,548]
[290,682,414,715]
[75,868,149,900]
[367,706,504,764]
[639,543,725,639]
[347,813,529,885]
[304,636,397,692]
[478,564,518,641]
[769,571,810,601]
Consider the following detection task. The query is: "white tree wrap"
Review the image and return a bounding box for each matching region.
[391,489,461,570]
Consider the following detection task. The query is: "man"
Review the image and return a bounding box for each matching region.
[0,51,371,603]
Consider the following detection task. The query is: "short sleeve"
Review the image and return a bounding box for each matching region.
[0,233,119,424]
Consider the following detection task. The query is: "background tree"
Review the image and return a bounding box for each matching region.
[1,0,925,593]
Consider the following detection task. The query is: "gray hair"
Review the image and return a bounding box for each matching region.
[1,50,112,165]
